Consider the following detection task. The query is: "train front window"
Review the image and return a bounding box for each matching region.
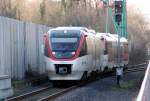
[51,38,78,52]
[50,30,81,59]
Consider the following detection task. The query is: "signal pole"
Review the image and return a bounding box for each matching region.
[100,0,127,66]
[105,0,109,33]
[118,28,121,67]
[100,0,127,86]
[114,0,123,67]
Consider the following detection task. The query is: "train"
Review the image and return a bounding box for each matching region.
[43,27,129,82]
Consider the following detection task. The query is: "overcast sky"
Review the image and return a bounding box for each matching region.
[127,0,150,22]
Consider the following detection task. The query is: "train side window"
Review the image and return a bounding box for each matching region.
[79,41,87,57]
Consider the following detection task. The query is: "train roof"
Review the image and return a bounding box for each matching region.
[49,27,89,32]
[88,29,96,34]
[96,33,128,43]
[48,27,97,37]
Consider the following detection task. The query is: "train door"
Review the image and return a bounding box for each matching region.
[86,35,95,73]
[101,41,109,71]
[112,41,118,67]
[107,42,114,69]
[78,37,91,72]
[95,37,103,71]
[92,35,96,71]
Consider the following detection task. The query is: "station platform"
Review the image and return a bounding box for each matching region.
[137,61,150,101]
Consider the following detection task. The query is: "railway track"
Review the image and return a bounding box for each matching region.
[126,67,146,72]
[29,64,148,101]
[128,62,147,68]
[6,72,110,101]
[7,75,101,101]
[7,86,52,101]
[7,63,148,101]
[37,85,78,101]
[126,63,147,73]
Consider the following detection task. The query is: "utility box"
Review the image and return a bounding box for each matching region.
[0,75,13,100]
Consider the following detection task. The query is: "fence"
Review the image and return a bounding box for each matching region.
[0,16,50,79]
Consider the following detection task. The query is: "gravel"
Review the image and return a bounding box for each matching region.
[12,82,52,97]
[53,71,145,101]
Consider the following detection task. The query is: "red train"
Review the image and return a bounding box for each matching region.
[43,27,129,81]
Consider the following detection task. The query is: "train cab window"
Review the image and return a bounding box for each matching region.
[50,30,81,59]
[79,41,87,57]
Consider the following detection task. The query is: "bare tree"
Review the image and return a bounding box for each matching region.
[0,0,17,18]
[40,0,46,22]
[127,7,149,64]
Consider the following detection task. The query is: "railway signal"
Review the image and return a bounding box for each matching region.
[115,0,123,24]
[100,0,128,38]
[100,0,128,69]
[115,1,123,13]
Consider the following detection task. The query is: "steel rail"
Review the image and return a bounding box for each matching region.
[37,85,78,101]
[36,71,112,101]
[7,86,51,101]
[127,67,146,71]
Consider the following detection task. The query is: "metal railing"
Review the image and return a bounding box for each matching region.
[137,61,150,101]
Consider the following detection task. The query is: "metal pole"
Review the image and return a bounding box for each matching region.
[105,0,109,33]
[118,25,121,67]
[124,0,128,38]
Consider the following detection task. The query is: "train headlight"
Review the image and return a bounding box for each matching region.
[52,52,56,55]
[71,52,75,55]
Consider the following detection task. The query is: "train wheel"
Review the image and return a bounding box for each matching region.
[53,81,61,87]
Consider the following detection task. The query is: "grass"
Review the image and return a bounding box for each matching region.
[112,80,138,91]
[12,79,29,89]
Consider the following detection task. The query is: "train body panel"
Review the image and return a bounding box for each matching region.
[45,55,92,80]
[43,27,129,81]
[86,35,97,71]
[97,33,129,68]
[94,36,105,71]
